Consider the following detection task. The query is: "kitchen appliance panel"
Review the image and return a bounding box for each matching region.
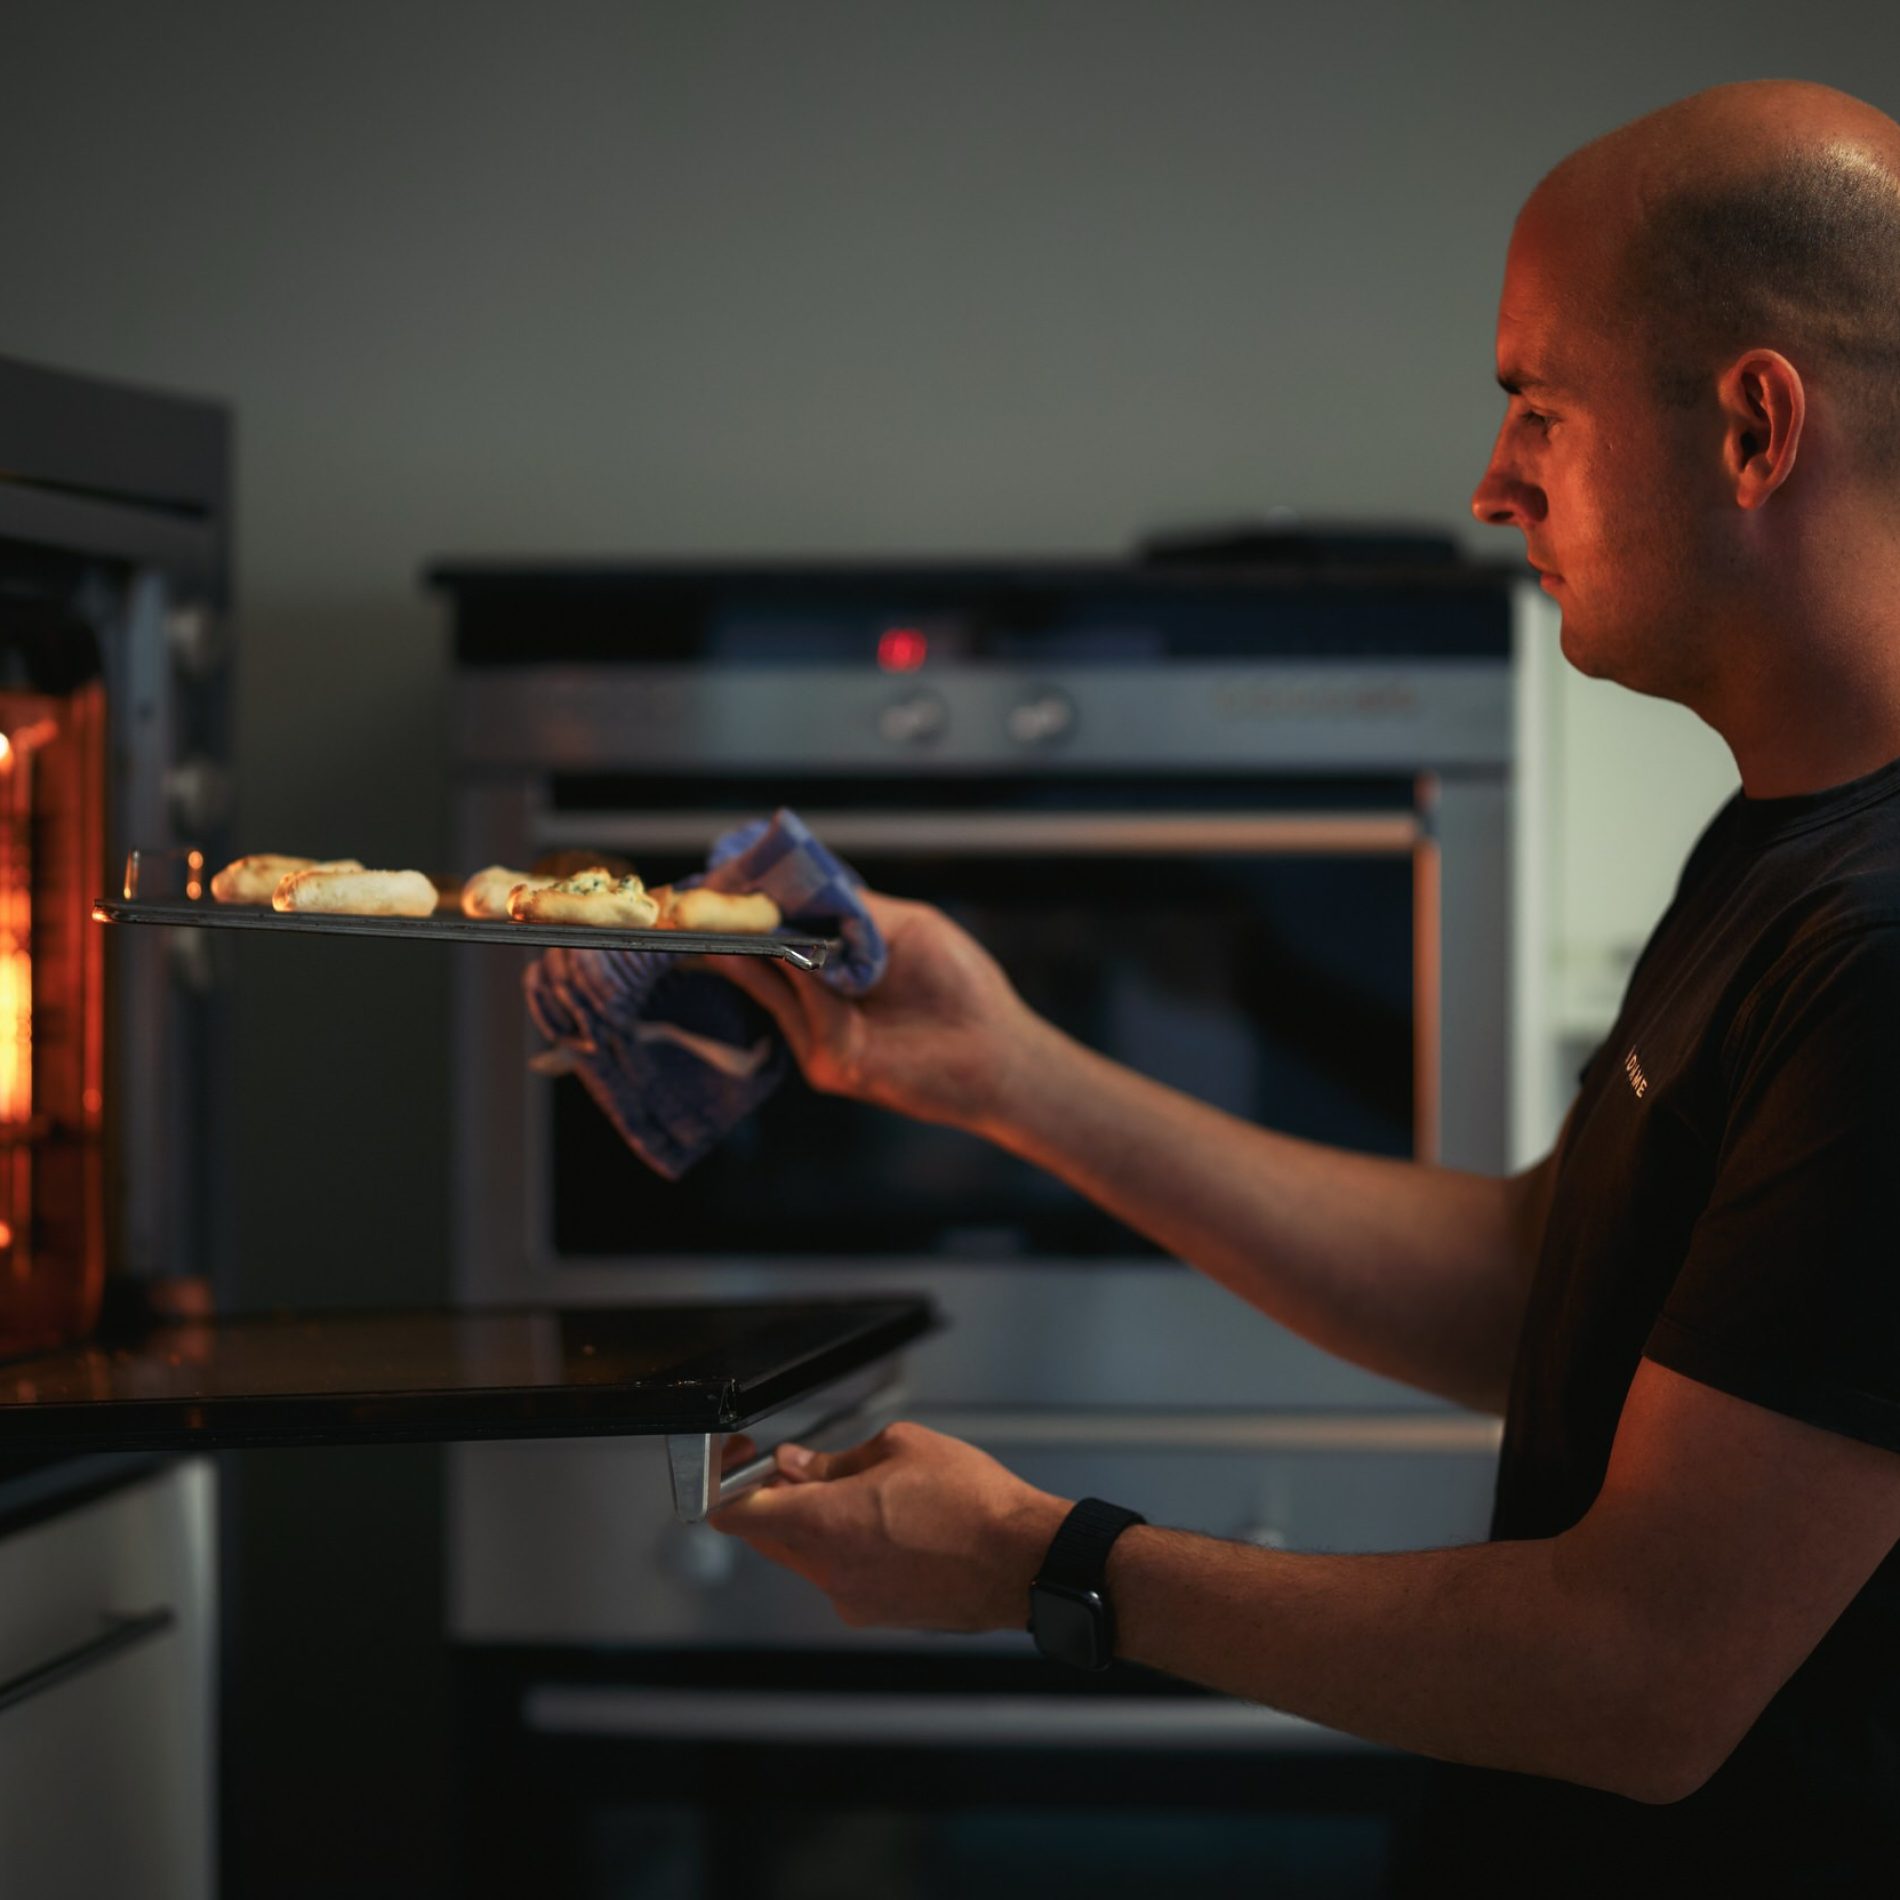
[457,661,1513,773]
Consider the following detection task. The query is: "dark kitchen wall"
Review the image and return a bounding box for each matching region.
[0,6,1893,1896]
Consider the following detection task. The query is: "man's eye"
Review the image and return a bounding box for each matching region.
[1521,409,1553,432]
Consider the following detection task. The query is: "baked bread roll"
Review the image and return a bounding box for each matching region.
[657,887,782,934]
[271,867,438,917]
[462,865,553,920]
[211,855,363,905]
[507,866,660,928]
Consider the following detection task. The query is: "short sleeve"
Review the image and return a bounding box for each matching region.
[1646,923,1900,1453]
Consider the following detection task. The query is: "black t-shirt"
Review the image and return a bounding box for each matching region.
[1402,754,1900,1894]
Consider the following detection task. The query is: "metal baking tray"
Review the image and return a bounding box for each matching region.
[92,851,835,967]
[91,898,836,968]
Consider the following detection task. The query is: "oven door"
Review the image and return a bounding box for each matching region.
[549,806,1432,1261]
[0,1296,935,1522]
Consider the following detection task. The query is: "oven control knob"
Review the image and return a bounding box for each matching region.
[1006,688,1076,747]
[879,690,948,746]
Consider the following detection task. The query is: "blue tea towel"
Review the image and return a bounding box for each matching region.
[521,809,885,1179]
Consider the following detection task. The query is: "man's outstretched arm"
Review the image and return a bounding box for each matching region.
[711,1362,1900,1802]
[723,892,1555,1412]
[973,1010,1559,1413]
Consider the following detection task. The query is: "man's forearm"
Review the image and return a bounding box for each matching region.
[1104,1522,1695,1803]
[972,1019,1535,1410]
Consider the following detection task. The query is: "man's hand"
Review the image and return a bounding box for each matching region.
[708,1421,1071,1632]
[717,891,1052,1131]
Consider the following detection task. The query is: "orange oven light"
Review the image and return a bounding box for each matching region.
[0,735,25,1127]
[0,713,60,1129]
[0,682,108,1354]
[0,946,27,1126]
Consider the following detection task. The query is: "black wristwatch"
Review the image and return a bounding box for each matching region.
[1027,1497,1147,1671]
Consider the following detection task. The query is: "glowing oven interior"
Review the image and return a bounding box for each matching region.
[0,680,106,1356]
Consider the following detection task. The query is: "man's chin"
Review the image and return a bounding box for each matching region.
[1556,615,1611,680]
[1558,617,1688,703]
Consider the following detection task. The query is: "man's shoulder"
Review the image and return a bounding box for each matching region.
[1711,797,1900,987]
[1726,899,1900,1080]
[1766,863,1900,970]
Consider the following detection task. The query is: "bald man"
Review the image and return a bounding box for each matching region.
[710,82,1900,1891]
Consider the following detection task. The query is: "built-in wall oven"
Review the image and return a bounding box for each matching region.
[436,561,1551,1895]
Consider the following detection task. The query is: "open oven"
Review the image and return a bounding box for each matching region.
[433,560,1548,1894]
[0,358,934,1687]
[0,356,234,1369]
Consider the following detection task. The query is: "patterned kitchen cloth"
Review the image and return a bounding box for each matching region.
[521,808,885,1179]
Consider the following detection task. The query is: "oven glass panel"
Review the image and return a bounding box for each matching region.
[0,679,106,1353]
[550,849,1415,1260]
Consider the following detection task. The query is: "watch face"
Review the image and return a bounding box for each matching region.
[1030,1582,1112,1671]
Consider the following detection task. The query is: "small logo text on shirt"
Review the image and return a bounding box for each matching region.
[1623,1048,1649,1100]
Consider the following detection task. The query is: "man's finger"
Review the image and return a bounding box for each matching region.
[719,1434,759,1475]
[707,1471,842,1541]
[776,1428,896,1485]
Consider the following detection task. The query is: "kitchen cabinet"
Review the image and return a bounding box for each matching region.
[1514,607,1739,1152]
[0,1462,215,1899]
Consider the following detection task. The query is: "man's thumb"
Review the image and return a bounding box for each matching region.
[775,1442,819,1480]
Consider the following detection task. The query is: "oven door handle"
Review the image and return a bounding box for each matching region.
[0,1607,177,1718]
[666,1366,908,1524]
[533,811,1424,857]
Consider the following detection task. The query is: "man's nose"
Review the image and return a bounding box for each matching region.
[1470,463,1544,529]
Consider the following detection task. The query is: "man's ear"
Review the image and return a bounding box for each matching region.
[1717,350,1805,510]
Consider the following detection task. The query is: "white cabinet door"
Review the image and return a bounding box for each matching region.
[1513,603,1739,1154]
[0,1462,216,1900]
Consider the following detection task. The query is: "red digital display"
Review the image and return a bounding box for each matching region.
[877,627,928,672]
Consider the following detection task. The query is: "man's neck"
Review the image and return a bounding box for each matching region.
[1701,563,1900,799]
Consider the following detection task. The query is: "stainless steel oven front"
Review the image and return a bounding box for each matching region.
[439,563,1544,1674]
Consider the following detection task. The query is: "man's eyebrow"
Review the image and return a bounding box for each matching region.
[1497,369,1558,396]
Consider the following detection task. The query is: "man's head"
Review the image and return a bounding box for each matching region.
[1471,82,1900,711]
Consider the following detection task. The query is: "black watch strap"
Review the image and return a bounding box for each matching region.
[1037,1496,1147,1591]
